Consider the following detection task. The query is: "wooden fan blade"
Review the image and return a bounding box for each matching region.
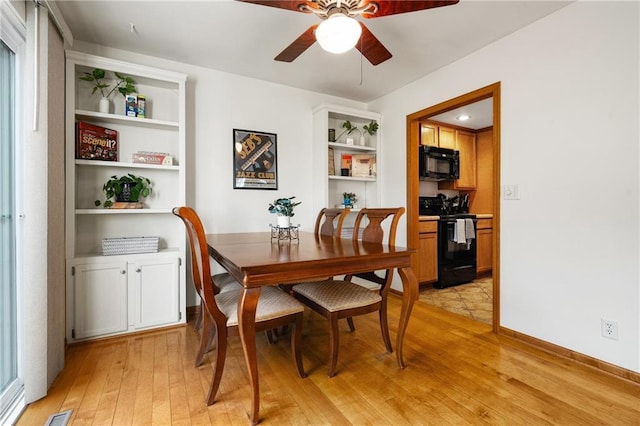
[355,23,392,66]
[361,0,459,18]
[235,0,316,13]
[274,25,318,62]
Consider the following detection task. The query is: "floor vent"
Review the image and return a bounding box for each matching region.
[44,409,72,426]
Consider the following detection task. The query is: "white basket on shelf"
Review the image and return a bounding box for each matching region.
[102,236,160,256]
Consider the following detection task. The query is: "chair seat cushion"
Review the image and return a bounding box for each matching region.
[212,272,242,293]
[292,280,382,312]
[216,285,304,327]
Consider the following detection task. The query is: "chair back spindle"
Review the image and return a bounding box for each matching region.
[314,207,349,237]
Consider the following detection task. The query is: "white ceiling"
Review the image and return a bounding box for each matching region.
[429,98,493,130]
[54,0,570,103]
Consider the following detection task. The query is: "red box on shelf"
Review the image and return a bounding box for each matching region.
[76,121,118,161]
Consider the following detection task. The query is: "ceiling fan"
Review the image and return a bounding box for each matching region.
[237,0,459,66]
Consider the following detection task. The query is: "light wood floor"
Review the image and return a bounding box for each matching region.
[18,295,640,425]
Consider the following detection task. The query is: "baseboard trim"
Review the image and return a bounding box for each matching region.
[67,323,187,347]
[186,305,199,323]
[499,326,640,385]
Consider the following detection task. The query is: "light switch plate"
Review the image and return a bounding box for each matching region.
[503,184,520,200]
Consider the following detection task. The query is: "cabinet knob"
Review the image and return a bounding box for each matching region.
[136,268,141,273]
[121,270,126,274]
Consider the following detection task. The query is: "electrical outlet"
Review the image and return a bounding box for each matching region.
[601,319,619,340]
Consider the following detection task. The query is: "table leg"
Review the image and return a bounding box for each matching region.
[238,286,261,425]
[396,266,418,369]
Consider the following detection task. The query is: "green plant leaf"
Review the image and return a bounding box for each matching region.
[92,68,105,79]
[363,120,379,135]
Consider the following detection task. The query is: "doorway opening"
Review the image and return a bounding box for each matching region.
[406,82,501,332]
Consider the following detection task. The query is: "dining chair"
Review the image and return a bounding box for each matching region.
[279,207,349,298]
[173,206,306,405]
[292,207,405,377]
[192,264,241,332]
[173,207,242,366]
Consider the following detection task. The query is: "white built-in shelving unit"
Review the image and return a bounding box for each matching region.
[312,104,382,217]
[65,51,187,342]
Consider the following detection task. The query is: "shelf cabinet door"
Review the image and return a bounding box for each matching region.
[130,256,180,329]
[418,232,438,283]
[73,262,128,339]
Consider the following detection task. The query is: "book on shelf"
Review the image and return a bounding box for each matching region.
[328,147,335,175]
[109,202,144,209]
[132,151,174,165]
[340,154,352,176]
[351,154,376,177]
[76,121,118,161]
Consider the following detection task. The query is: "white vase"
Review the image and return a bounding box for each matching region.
[98,97,110,114]
[277,215,291,228]
[359,134,366,146]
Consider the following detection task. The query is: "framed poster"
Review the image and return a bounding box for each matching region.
[233,129,278,190]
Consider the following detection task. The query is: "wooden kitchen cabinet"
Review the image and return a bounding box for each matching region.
[454,130,477,189]
[440,129,477,190]
[420,123,438,146]
[417,220,438,283]
[438,126,455,149]
[476,218,493,274]
[420,122,455,149]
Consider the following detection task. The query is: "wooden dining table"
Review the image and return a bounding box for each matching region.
[206,231,418,424]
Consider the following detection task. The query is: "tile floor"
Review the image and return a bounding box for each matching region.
[418,276,493,324]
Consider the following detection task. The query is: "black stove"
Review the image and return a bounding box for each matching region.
[419,194,477,289]
[419,194,471,217]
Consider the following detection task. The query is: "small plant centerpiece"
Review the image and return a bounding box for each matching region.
[342,192,358,208]
[95,173,152,208]
[79,68,137,113]
[336,120,379,146]
[268,196,301,228]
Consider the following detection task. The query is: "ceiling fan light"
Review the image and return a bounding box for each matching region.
[316,14,362,54]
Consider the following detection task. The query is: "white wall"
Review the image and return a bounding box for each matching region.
[369,1,639,372]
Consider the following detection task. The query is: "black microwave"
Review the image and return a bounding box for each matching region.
[419,146,460,181]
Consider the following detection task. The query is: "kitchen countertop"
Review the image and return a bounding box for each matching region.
[419,213,493,220]
[418,215,440,221]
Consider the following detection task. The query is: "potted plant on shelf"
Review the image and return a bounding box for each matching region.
[268,196,301,228]
[363,120,379,136]
[342,192,358,208]
[336,120,379,146]
[95,173,152,208]
[79,68,137,114]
